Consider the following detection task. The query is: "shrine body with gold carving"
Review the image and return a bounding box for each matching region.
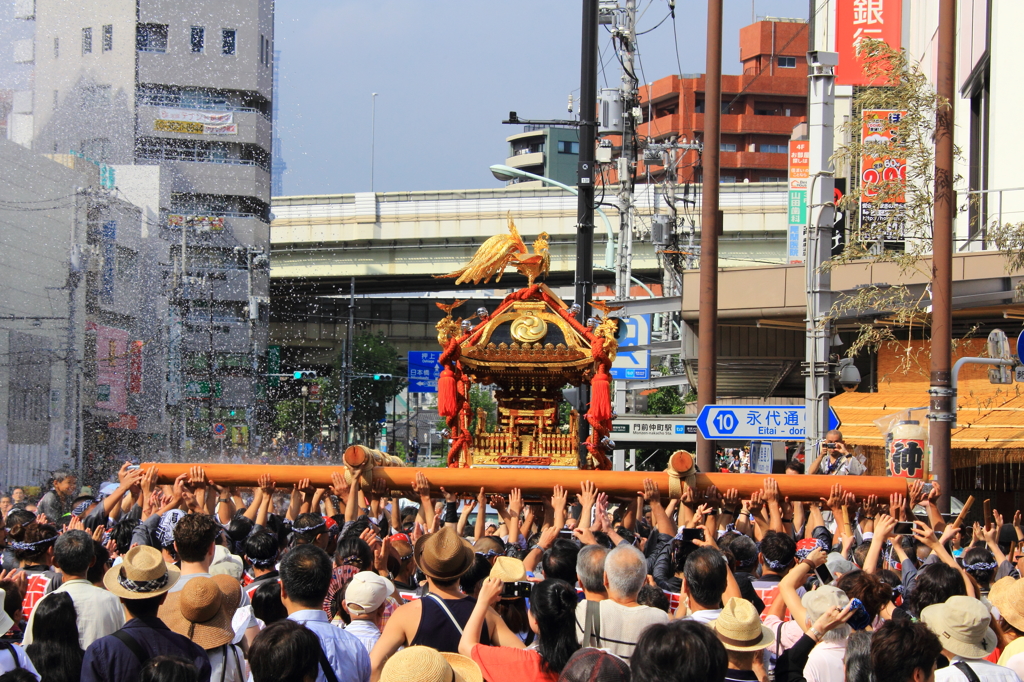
[144,217,916,503]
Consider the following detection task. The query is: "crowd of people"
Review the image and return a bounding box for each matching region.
[0,439,1021,682]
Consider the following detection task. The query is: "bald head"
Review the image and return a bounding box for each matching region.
[604,545,647,599]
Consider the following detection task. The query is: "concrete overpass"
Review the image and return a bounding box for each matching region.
[269,182,789,295]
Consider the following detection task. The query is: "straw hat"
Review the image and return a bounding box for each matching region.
[711,597,775,651]
[103,545,180,599]
[989,576,1023,627]
[380,646,482,682]
[162,576,236,650]
[921,596,997,660]
[414,526,474,581]
[489,556,526,583]
[211,573,243,613]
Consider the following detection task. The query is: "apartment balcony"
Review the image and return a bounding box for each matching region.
[183,321,249,353]
[137,52,272,102]
[136,104,271,148]
[643,77,683,104]
[146,159,270,204]
[721,150,788,170]
[690,112,803,136]
[506,151,545,170]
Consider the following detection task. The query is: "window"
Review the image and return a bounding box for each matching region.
[558,140,579,154]
[53,90,59,109]
[136,23,168,53]
[221,29,236,55]
[116,247,138,280]
[191,26,204,53]
[259,33,264,64]
[720,176,737,183]
[759,176,785,183]
[759,144,786,154]
[720,143,737,152]
[102,25,112,51]
[778,56,797,68]
[721,102,732,114]
[82,27,92,54]
[53,37,59,58]
[81,84,111,107]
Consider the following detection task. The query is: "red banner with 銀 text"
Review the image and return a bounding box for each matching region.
[836,0,902,86]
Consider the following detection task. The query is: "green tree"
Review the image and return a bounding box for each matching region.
[825,40,967,375]
[435,385,497,437]
[645,386,690,415]
[273,376,339,442]
[350,332,407,442]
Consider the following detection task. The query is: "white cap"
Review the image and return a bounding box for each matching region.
[345,571,395,615]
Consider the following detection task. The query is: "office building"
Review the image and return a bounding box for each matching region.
[14,0,275,451]
[500,125,580,188]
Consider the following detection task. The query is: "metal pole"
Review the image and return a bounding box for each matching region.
[301,391,306,450]
[371,93,378,193]
[576,0,599,463]
[65,190,81,467]
[345,277,354,446]
[929,0,956,513]
[616,0,637,301]
[806,52,837,463]
[696,0,723,473]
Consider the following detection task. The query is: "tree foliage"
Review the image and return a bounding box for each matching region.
[825,40,963,377]
[645,386,689,415]
[350,332,407,442]
[273,376,339,441]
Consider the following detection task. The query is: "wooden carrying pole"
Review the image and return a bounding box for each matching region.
[143,452,908,503]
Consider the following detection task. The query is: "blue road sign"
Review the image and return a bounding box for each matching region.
[408,351,442,393]
[1017,330,1024,362]
[696,405,841,440]
[611,315,651,380]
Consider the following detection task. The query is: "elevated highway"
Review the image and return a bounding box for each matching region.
[270,182,789,296]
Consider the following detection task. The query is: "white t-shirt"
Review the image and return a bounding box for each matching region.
[935,658,1023,682]
[803,639,847,682]
[575,599,669,660]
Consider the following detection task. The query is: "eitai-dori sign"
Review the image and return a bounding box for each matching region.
[696,405,841,441]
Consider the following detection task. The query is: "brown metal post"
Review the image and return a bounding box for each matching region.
[697,0,723,473]
[929,0,956,513]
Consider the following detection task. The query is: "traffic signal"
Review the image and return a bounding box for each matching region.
[293,370,317,380]
[373,373,392,380]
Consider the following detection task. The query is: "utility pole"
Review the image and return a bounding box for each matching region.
[344,277,355,447]
[615,0,638,302]
[929,0,956,512]
[575,0,599,464]
[371,93,378,193]
[65,189,84,469]
[696,0,723,473]
[805,51,838,460]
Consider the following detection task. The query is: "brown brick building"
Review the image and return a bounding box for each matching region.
[615,19,809,185]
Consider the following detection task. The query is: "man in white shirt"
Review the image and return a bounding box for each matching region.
[281,545,370,682]
[343,571,394,653]
[575,545,668,660]
[23,530,123,649]
[802,586,851,682]
[682,547,730,624]
[923,596,1023,682]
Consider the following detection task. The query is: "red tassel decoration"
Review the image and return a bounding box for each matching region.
[588,366,612,422]
[438,366,458,417]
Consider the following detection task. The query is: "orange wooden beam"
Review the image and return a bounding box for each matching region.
[142,459,909,503]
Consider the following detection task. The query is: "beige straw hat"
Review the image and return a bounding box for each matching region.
[989,576,1024,629]
[414,526,475,581]
[102,545,180,599]
[380,646,482,682]
[922,596,997,660]
[711,597,775,651]
[489,556,526,583]
[161,576,236,650]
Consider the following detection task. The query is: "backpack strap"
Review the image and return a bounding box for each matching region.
[316,642,341,682]
[582,599,602,648]
[112,630,150,667]
[425,593,464,636]
[953,661,982,682]
[0,642,20,669]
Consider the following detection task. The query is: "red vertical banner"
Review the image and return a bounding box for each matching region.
[836,0,902,86]
[129,340,144,394]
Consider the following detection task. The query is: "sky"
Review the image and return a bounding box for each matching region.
[273,0,810,196]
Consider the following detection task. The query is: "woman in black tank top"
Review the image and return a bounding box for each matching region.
[411,594,491,653]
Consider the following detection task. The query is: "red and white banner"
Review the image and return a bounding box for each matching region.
[836,0,902,86]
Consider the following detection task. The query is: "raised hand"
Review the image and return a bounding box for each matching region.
[762,478,780,504]
[578,480,598,509]
[258,474,275,496]
[639,478,661,504]
[440,487,459,504]
[874,513,897,540]
[412,472,431,500]
[551,485,568,514]
[188,465,208,489]
[907,480,927,509]
[746,491,765,516]
[509,488,524,517]
[374,536,390,572]
[722,487,741,512]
